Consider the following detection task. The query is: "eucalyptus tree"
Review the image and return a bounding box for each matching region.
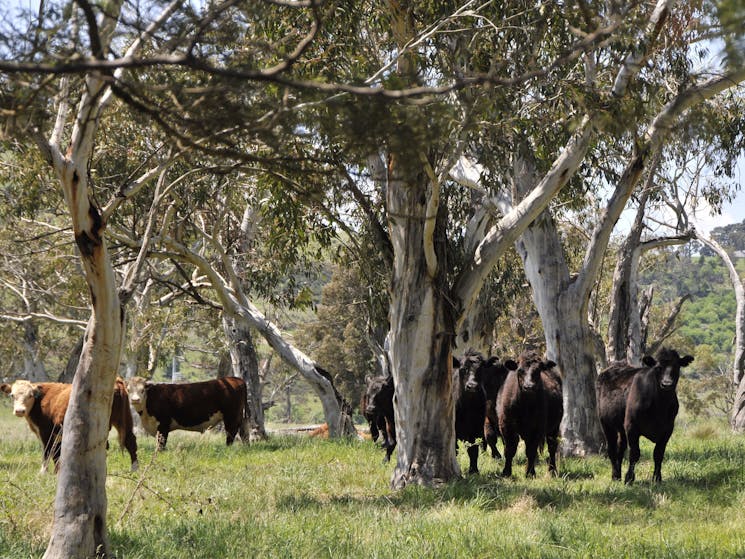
[112,162,358,438]
[601,86,745,427]
[316,1,715,479]
[475,2,745,453]
[239,1,745,479]
[0,0,196,555]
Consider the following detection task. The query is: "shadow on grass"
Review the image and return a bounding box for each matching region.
[273,447,744,518]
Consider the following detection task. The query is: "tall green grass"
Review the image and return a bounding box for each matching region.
[1,409,744,558]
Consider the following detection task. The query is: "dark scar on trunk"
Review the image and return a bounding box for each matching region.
[75,204,104,258]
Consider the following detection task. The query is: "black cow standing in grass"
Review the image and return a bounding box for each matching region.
[454,349,517,471]
[596,347,694,484]
[360,392,381,442]
[481,355,517,460]
[362,375,396,463]
[454,349,489,474]
[497,351,563,478]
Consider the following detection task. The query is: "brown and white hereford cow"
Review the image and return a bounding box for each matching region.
[126,376,248,450]
[1,378,139,473]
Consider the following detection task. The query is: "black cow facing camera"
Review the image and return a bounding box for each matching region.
[596,348,694,484]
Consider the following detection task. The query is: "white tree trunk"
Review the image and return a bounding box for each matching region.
[607,191,650,364]
[607,230,693,365]
[160,235,356,437]
[222,314,267,441]
[43,162,123,559]
[386,154,460,488]
[694,231,745,430]
[515,211,604,455]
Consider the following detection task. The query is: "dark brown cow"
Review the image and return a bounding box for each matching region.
[1,378,138,473]
[126,376,248,450]
[596,348,694,484]
[360,391,382,443]
[362,374,395,463]
[497,351,563,478]
[480,354,518,460]
[454,350,488,474]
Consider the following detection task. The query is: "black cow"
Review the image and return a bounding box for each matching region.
[596,348,694,484]
[454,350,517,473]
[360,392,381,442]
[497,351,563,478]
[480,355,517,460]
[363,375,396,463]
[454,349,488,474]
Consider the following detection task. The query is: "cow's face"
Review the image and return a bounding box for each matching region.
[516,354,543,391]
[650,348,694,391]
[364,376,392,415]
[3,380,38,418]
[458,351,484,393]
[126,377,148,411]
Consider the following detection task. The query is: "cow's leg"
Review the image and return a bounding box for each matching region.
[602,424,622,481]
[156,424,169,451]
[616,430,627,481]
[382,419,396,463]
[369,420,380,443]
[652,437,670,483]
[224,419,239,446]
[501,432,518,478]
[43,426,63,474]
[484,419,501,459]
[524,438,538,478]
[466,443,479,474]
[40,434,53,474]
[546,432,559,477]
[124,430,139,471]
[113,422,139,471]
[383,437,396,463]
[624,427,640,485]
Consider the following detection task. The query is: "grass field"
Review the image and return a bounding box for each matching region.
[1,402,745,559]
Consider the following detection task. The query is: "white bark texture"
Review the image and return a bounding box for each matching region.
[39,2,180,555]
[43,160,122,558]
[387,155,460,488]
[515,211,604,455]
[222,314,267,441]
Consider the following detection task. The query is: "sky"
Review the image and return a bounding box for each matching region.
[665,159,745,235]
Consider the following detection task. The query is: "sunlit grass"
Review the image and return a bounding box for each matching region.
[1,406,745,558]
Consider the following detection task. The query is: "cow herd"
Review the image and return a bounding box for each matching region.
[1,346,694,484]
[362,347,694,483]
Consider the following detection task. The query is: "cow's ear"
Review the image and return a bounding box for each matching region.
[504,359,518,371]
[486,356,499,366]
[681,355,694,367]
[0,383,10,395]
[642,356,656,367]
[543,360,557,370]
[452,356,461,368]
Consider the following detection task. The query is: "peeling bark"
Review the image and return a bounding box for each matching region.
[387,156,459,488]
[515,210,604,455]
[44,161,122,559]
[222,314,267,441]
